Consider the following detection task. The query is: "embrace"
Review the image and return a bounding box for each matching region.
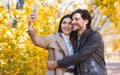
[28,9,107,75]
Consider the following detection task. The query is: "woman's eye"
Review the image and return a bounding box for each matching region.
[63,21,66,24]
[69,22,72,25]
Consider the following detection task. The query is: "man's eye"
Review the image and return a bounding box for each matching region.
[75,18,78,20]
[69,22,72,25]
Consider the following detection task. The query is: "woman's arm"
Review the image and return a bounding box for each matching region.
[27,26,50,49]
[28,11,52,49]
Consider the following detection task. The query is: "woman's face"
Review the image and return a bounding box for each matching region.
[61,18,72,35]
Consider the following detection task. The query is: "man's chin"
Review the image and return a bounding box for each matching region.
[73,28,79,31]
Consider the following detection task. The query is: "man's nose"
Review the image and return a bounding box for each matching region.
[72,20,75,24]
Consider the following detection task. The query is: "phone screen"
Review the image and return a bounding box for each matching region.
[32,4,37,12]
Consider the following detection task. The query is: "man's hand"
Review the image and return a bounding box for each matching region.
[47,60,58,70]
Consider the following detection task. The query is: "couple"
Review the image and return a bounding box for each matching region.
[28,9,107,75]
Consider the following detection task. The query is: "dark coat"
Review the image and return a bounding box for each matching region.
[57,29,107,75]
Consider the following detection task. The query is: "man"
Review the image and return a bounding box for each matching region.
[48,9,107,75]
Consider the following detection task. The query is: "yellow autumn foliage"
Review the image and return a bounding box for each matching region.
[94,0,120,27]
[1,0,120,74]
[0,0,58,75]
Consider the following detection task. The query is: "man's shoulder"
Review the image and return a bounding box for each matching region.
[89,29,100,35]
[89,29,102,39]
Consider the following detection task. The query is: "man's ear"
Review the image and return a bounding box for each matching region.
[84,20,88,25]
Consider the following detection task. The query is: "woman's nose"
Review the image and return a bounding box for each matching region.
[64,23,69,26]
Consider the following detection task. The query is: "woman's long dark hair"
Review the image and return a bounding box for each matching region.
[70,31,78,45]
[58,14,72,32]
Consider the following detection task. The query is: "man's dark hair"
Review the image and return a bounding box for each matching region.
[58,14,72,32]
[71,9,92,29]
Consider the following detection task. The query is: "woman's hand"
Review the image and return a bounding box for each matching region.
[47,60,58,70]
[28,11,37,27]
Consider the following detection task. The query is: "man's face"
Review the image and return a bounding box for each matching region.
[72,13,87,31]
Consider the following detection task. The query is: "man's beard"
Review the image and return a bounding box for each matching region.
[73,24,81,32]
[73,29,80,32]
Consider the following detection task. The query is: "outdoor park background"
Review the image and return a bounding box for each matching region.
[0,0,120,75]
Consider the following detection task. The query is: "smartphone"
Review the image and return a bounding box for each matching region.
[32,4,37,12]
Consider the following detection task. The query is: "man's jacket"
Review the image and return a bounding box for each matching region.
[57,29,107,75]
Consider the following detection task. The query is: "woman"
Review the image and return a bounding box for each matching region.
[28,12,74,75]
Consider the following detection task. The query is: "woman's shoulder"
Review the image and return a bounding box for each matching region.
[47,32,58,37]
[45,32,61,41]
[48,32,62,37]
